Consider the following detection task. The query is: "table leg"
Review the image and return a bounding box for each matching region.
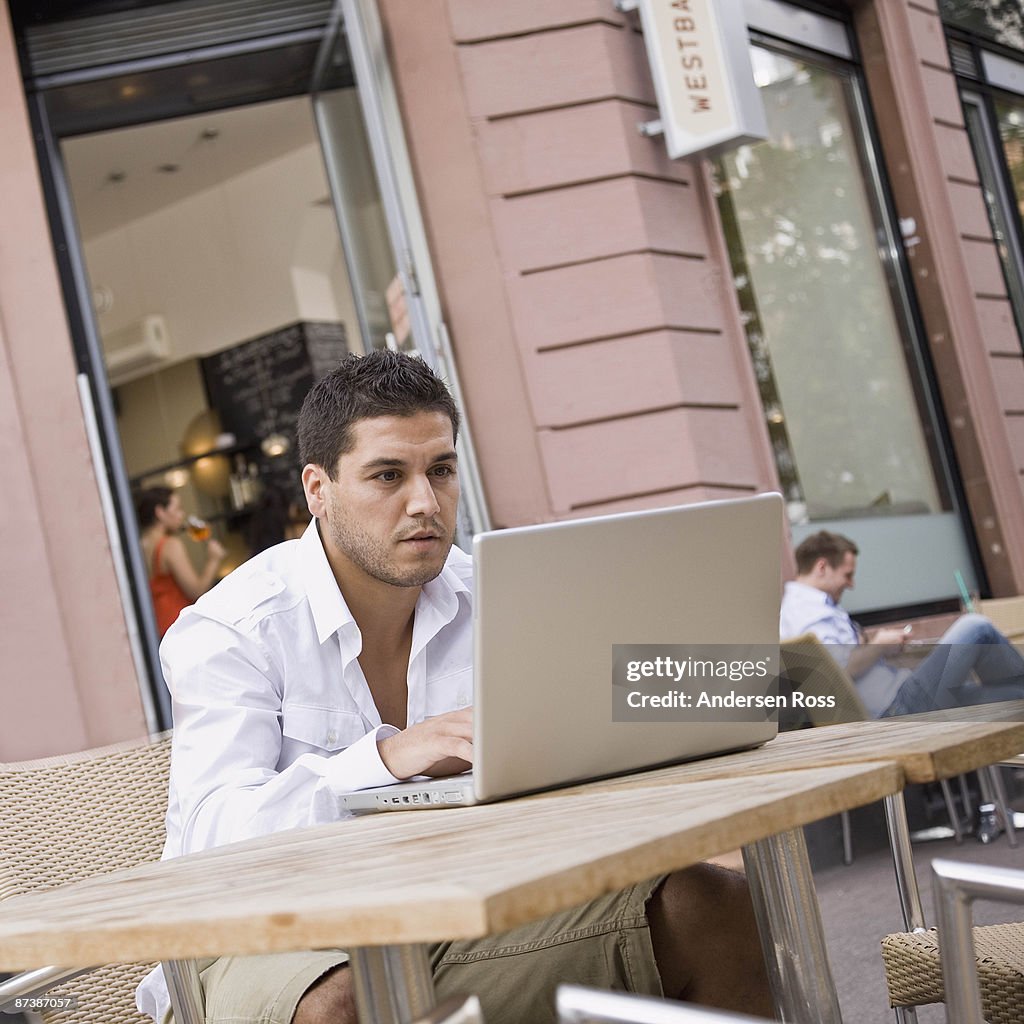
[162,960,205,1024]
[883,793,925,932]
[742,828,843,1024]
[349,944,435,1024]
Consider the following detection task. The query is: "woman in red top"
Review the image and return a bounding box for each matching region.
[136,487,226,636]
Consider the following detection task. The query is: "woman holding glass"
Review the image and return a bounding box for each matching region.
[136,487,226,637]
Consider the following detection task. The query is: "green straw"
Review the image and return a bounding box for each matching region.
[954,570,975,613]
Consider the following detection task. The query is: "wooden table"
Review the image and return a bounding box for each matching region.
[563,701,1024,791]
[555,706,1024,1019]
[0,761,902,1024]
[0,708,1019,1024]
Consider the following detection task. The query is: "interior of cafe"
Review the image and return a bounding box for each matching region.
[63,88,388,577]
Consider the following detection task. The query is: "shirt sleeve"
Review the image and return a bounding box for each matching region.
[780,587,856,651]
[801,617,853,650]
[783,614,857,669]
[162,616,401,855]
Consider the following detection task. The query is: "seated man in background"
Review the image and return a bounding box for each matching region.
[136,349,772,1024]
[780,530,1024,717]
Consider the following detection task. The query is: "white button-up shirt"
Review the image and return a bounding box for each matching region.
[137,521,473,1020]
[779,580,858,645]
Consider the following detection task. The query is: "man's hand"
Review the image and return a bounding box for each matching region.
[377,708,473,780]
[869,626,907,655]
[847,625,907,678]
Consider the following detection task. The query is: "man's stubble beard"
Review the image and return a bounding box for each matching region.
[325,507,452,588]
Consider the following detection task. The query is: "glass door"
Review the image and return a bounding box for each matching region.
[311,0,490,537]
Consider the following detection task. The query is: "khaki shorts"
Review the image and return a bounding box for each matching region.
[173,877,666,1024]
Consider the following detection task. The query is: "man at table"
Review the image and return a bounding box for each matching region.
[137,350,772,1024]
[780,530,1024,717]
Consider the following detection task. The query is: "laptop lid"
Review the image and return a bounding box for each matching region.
[471,492,783,803]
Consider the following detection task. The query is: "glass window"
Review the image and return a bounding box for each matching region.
[938,1,1024,52]
[713,43,978,612]
[962,90,1024,341]
[994,94,1024,214]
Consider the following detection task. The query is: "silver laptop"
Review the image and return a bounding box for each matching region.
[340,492,783,813]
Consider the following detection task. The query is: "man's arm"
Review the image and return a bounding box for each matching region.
[844,627,906,679]
[163,618,407,855]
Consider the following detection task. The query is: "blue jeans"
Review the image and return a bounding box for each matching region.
[883,614,1024,717]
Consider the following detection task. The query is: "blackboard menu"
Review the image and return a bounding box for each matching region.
[306,321,351,379]
[201,321,349,503]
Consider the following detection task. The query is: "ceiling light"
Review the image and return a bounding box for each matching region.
[260,433,291,458]
[164,467,190,489]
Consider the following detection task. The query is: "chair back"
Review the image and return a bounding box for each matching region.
[779,634,869,726]
[978,596,1024,642]
[0,733,172,1024]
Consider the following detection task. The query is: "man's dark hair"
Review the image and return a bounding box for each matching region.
[297,349,460,477]
[136,486,173,529]
[793,531,859,575]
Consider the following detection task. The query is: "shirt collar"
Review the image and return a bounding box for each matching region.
[297,518,471,647]
[786,578,836,607]
[410,550,471,659]
[298,519,356,645]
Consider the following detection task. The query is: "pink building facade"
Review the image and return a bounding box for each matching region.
[3,0,1024,756]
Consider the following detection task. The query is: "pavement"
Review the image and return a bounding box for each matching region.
[813,794,1023,1024]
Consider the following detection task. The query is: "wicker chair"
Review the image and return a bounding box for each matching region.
[780,635,1024,1021]
[779,632,871,728]
[0,733,177,1024]
[929,858,1024,1024]
[0,736,482,1024]
[881,835,1024,1024]
[978,597,1024,644]
[779,633,969,863]
[974,598,1024,834]
[881,922,1024,1023]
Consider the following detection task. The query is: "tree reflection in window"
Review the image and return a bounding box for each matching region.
[711,48,946,526]
[995,98,1024,219]
[939,0,1024,51]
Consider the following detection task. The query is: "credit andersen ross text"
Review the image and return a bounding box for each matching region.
[612,645,836,722]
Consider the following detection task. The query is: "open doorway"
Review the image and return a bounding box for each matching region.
[19,0,486,724]
[63,95,369,585]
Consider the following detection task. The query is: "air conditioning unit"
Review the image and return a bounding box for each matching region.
[103,315,171,383]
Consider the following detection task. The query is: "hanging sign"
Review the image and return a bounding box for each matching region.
[629,0,768,159]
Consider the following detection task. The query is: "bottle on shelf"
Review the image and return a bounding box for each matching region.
[244,461,263,506]
[229,455,248,511]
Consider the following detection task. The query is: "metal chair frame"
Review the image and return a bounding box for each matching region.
[883,794,1024,1024]
[556,985,770,1023]
[932,858,1024,1024]
[781,634,1018,851]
